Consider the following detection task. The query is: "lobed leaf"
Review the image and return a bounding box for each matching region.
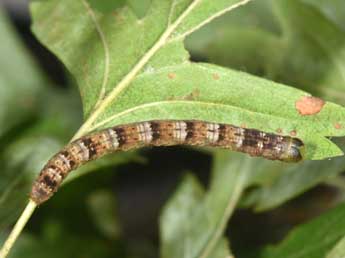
[31,0,345,160]
[31,0,251,118]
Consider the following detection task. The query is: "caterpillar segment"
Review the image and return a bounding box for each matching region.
[30,120,304,205]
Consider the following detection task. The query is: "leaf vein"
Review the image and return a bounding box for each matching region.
[81,0,110,110]
[168,0,178,25]
[72,0,202,139]
[170,0,255,42]
[198,162,248,258]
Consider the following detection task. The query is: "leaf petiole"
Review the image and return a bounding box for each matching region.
[0,200,37,258]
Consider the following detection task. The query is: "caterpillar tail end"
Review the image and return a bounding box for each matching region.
[282,138,305,163]
[29,181,54,205]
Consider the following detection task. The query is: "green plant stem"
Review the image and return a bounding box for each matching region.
[0,200,37,258]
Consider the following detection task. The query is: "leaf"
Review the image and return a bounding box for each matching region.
[327,235,345,258]
[185,0,279,58]
[243,152,345,211]
[86,189,121,239]
[181,0,345,211]
[189,0,345,105]
[259,203,345,258]
[0,89,141,230]
[31,0,345,160]
[230,139,345,211]
[160,144,345,257]
[299,0,345,32]
[0,135,62,232]
[0,8,45,138]
[192,28,283,77]
[160,151,253,258]
[0,222,113,258]
[275,0,345,100]
[0,131,141,230]
[30,0,252,120]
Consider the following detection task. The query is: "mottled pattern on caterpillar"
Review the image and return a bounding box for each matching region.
[30,120,304,205]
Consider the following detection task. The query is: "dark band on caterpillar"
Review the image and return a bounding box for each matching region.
[185,121,194,140]
[30,120,304,205]
[150,121,160,141]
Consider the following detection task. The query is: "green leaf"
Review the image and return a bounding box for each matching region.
[231,139,345,211]
[31,0,345,160]
[259,203,345,258]
[0,8,45,138]
[275,0,345,100]
[243,153,345,211]
[0,131,141,229]
[180,0,345,212]
[30,0,252,120]
[0,221,113,258]
[160,144,345,257]
[327,235,345,258]
[0,89,141,230]
[160,151,253,258]
[86,189,121,239]
[189,0,345,105]
[0,135,62,231]
[299,0,345,32]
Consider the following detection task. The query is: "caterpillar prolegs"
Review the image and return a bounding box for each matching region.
[30,120,304,205]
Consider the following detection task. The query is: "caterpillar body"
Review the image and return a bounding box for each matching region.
[30,120,304,205]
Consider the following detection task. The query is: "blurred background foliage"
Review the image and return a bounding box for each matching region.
[0,0,345,257]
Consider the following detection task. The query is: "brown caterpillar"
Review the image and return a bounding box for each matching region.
[30,120,304,205]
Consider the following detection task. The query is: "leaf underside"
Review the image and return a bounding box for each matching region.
[31,0,345,160]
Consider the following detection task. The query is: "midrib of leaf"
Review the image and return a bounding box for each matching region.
[197,160,250,258]
[81,0,110,109]
[72,0,253,140]
[72,0,203,140]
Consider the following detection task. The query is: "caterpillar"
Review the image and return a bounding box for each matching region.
[30,120,304,205]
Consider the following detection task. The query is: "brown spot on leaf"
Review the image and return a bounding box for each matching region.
[276,128,283,134]
[295,96,325,115]
[290,130,297,136]
[335,123,342,129]
[212,73,220,80]
[168,73,176,79]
